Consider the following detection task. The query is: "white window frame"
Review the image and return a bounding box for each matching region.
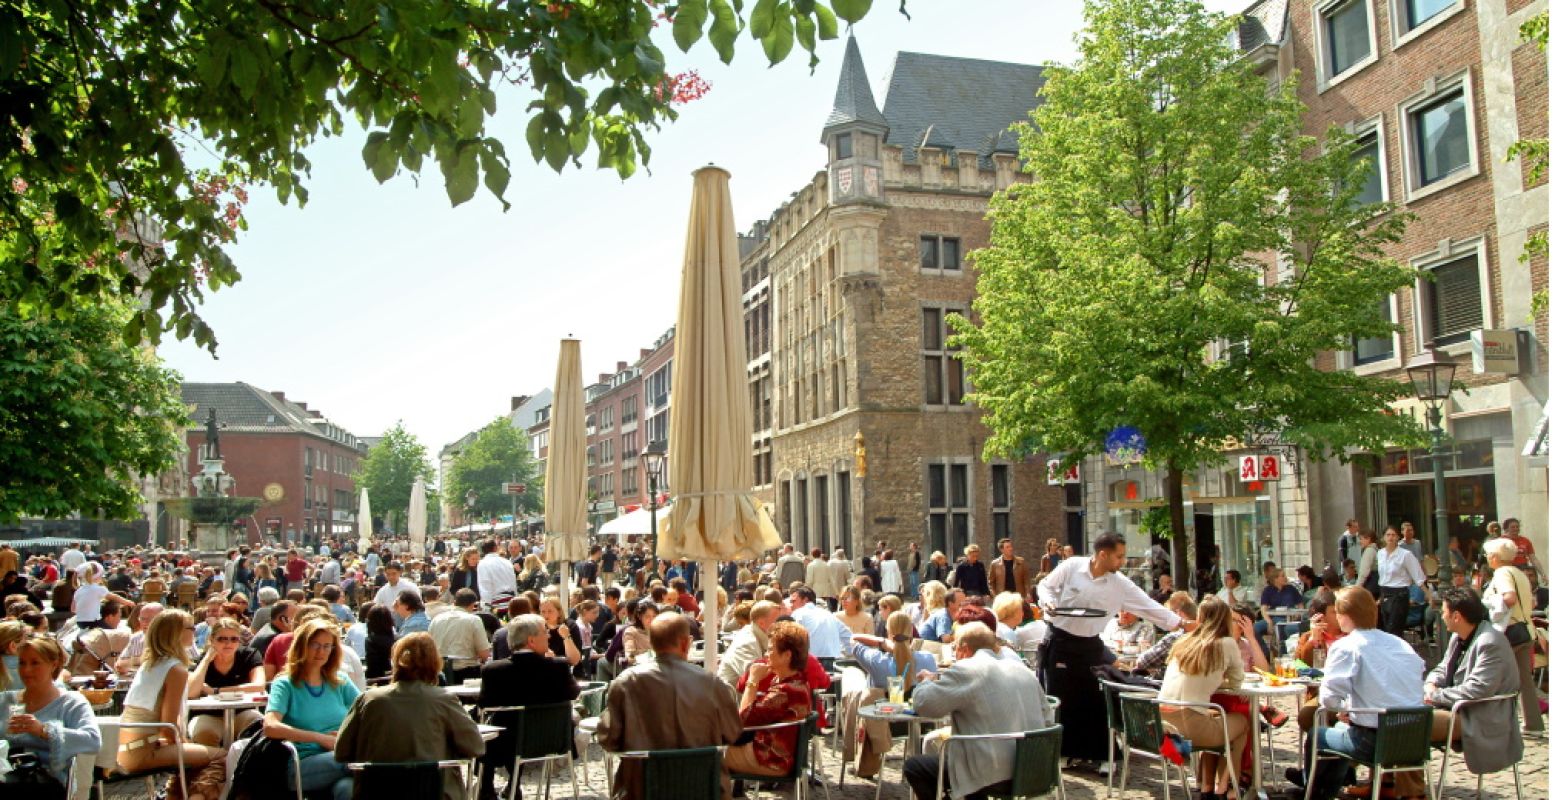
[1341,115,1392,208]
[1337,292,1404,374]
[1390,0,1466,50]
[1397,70,1481,202]
[1411,236,1492,356]
[1314,0,1379,92]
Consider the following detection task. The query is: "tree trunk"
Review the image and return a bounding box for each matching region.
[1165,462,1190,587]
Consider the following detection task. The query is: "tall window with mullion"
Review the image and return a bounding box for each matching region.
[991,464,1012,543]
[1413,90,1470,186]
[922,307,966,406]
[1324,0,1372,76]
[927,462,971,556]
[1424,255,1483,346]
[919,235,962,271]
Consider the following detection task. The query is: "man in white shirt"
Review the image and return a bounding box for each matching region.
[475,539,518,606]
[1216,569,1256,607]
[429,588,491,682]
[787,585,848,659]
[372,561,419,610]
[1288,587,1424,800]
[58,545,85,574]
[318,554,341,586]
[1376,526,1429,637]
[1037,531,1187,766]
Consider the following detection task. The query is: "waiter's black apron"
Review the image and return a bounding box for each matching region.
[1042,626,1111,760]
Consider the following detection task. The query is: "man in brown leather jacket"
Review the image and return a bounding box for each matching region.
[986,538,1031,597]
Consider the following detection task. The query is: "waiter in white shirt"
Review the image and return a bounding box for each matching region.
[1037,531,1189,765]
[475,539,518,606]
[1375,526,1429,637]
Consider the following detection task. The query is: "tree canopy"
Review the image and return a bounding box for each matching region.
[0,300,187,522]
[956,0,1424,578]
[2,0,892,352]
[445,417,542,521]
[354,421,432,533]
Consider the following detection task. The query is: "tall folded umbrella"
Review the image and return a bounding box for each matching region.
[357,488,372,553]
[661,166,783,673]
[544,338,590,611]
[408,476,428,558]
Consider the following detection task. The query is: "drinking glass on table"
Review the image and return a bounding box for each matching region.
[887,676,905,704]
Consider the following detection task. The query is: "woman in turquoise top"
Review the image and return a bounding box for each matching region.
[263,618,360,800]
[1,636,101,788]
[844,610,938,691]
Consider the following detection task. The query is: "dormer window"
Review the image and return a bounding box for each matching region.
[835,133,853,160]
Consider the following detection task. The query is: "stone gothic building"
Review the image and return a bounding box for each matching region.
[740,37,1071,567]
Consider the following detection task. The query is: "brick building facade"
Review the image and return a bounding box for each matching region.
[743,38,1068,566]
[178,383,367,546]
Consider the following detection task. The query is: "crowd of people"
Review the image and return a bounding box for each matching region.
[0,518,1543,800]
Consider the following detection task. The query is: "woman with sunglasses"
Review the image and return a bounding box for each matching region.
[186,617,265,746]
[263,618,359,800]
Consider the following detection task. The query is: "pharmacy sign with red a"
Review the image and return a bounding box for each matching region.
[1237,454,1281,482]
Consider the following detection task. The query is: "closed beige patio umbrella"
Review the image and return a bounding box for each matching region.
[544,338,590,611]
[662,166,783,672]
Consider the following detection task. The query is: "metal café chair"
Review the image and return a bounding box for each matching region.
[1117,693,1241,800]
[479,701,580,800]
[612,746,723,800]
[1098,680,1138,798]
[728,711,827,800]
[934,723,1067,800]
[344,759,472,800]
[92,720,188,800]
[1430,693,1525,800]
[1304,707,1434,800]
[573,681,609,788]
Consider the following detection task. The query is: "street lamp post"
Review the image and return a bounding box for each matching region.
[464,489,478,533]
[1405,347,1458,610]
[642,440,668,563]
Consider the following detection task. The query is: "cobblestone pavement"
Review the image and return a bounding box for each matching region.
[100,714,1548,799]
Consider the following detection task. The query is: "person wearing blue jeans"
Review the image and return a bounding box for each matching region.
[264,619,360,800]
[1282,587,1423,800]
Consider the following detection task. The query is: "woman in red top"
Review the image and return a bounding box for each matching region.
[726,621,812,777]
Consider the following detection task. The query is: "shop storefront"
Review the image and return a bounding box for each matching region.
[1359,426,1501,566]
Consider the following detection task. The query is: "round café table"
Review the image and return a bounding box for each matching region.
[187,693,267,747]
[856,701,946,800]
[1225,678,1309,800]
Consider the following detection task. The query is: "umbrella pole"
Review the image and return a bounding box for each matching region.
[701,558,718,674]
[560,560,571,616]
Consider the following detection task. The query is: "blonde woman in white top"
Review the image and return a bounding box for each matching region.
[1158,598,1247,798]
[118,609,227,800]
[1484,538,1543,734]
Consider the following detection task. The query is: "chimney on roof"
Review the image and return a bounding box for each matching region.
[296,402,308,411]
[599,373,610,384]
[271,391,285,401]
[511,395,530,412]
[309,410,321,418]
[640,348,651,359]
[617,361,627,372]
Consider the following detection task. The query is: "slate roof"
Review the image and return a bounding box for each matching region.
[1235,0,1289,51]
[181,382,339,440]
[880,52,1045,169]
[824,35,889,135]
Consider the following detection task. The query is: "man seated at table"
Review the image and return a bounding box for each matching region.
[1413,587,1522,793]
[719,600,778,688]
[1257,569,1305,655]
[113,602,164,675]
[68,598,130,676]
[597,613,743,799]
[903,622,1052,800]
[1101,609,1156,653]
[1283,587,1424,800]
[476,613,580,800]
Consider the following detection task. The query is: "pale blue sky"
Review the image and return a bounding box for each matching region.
[162,0,1249,454]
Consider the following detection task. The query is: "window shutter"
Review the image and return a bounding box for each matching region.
[1432,257,1482,341]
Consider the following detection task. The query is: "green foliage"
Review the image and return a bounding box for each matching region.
[354,421,432,533]
[1510,9,1549,318]
[956,0,1425,571]
[446,417,542,520]
[2,0,900,353]
[0,301,188,522]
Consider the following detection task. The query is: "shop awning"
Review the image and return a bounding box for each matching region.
[1523,402,1549,464]
[2,536,100,548]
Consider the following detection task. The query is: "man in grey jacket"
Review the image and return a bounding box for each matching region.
[718,600,778,688]
[903,622,1052,800]
[1411,587,1523,795]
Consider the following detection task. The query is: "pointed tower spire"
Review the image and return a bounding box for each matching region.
[822,34,888,139]
[823,34,888,206]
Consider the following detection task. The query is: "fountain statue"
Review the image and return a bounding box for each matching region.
[161,408,262,559]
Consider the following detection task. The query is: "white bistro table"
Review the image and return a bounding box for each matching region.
[1225,678,1309,800]
[856,701,947,800]
[187,694,268,747]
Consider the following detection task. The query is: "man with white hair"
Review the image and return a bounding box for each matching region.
[775,544,807,591]
[250,585,282,632]
[476,613,579,800]
[904,622,1052,800]
[115,602,164,674]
